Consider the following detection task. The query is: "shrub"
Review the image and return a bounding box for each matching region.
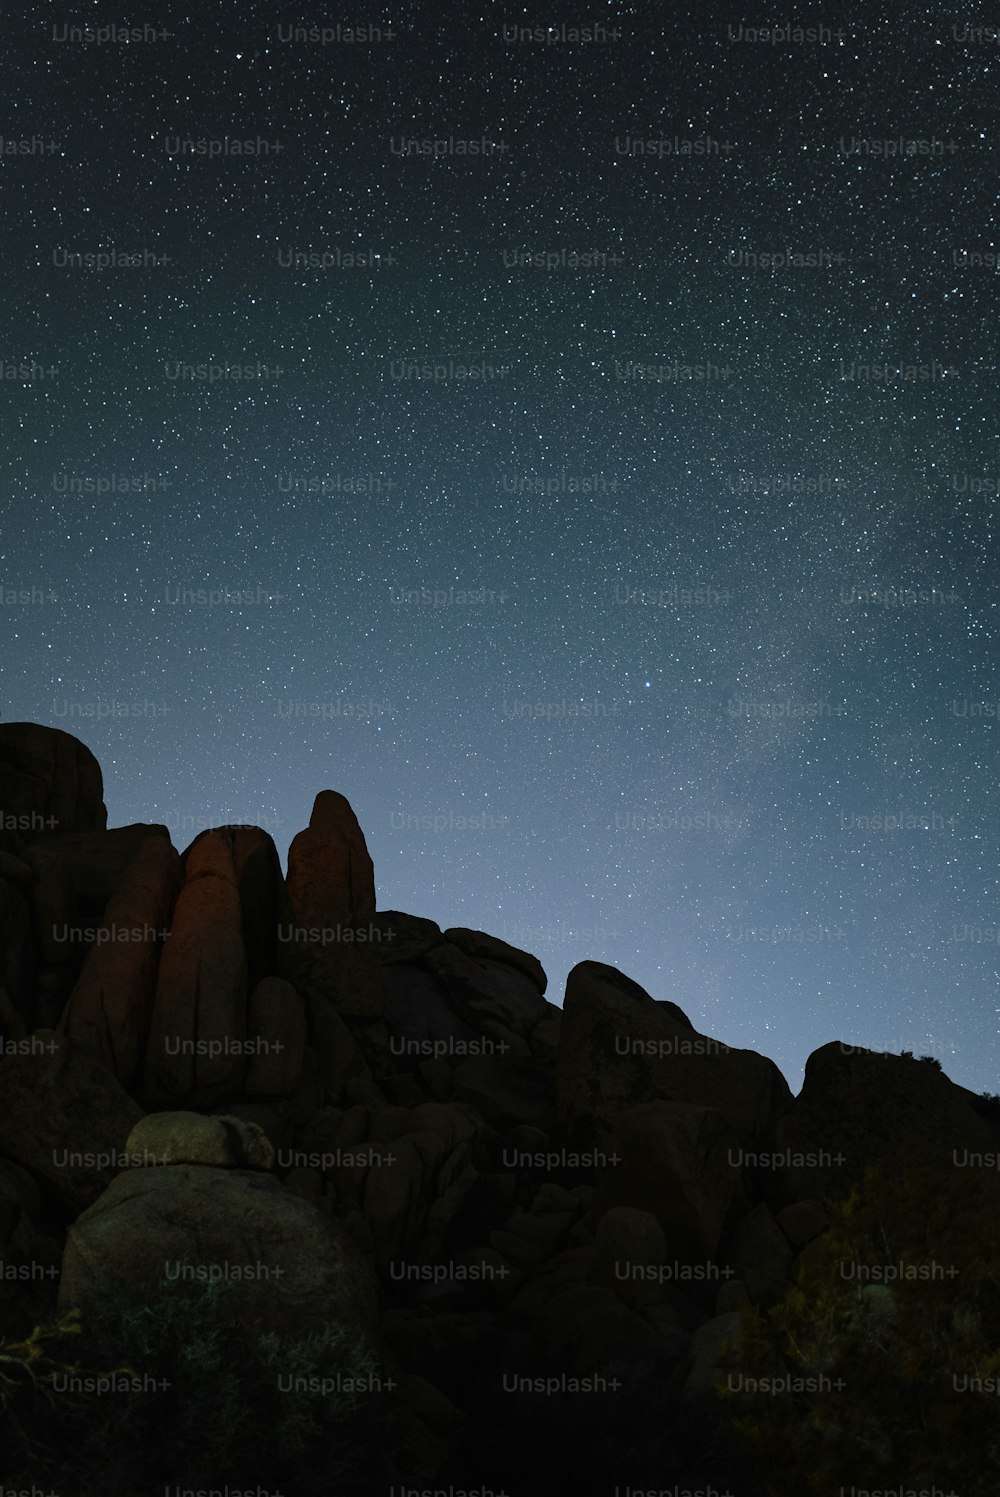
[0,1276,394,1493]
[715,1163,1000,1495]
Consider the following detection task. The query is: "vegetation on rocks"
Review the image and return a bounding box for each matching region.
[1,1276,392,1493]
[717,1162,1000,1496]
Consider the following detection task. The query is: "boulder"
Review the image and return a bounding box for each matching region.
[0,1030,143,1212]
[442,927,547,994]
[25,824,170,911]
[556,960,792,1147]
[184,824,288,995]
[362,1135,428,1265]
[504,1242,594,1324]
[142,829,248,1108]
[595,1100,749,1266]
[243,976,307,1098]
[281,792,383,1018]
[715,1278,751,1314]
[0,878,33,1024]
[544,1286,665,1375]
[0,849,33,887]
[451,1054,554,1131]
[382,962,481,1061]
[370,910,444,966]
[0,986,27,1042]
[21,843,77,965]
[505,1242,665,1375]
[218,1102,294,1157]
[58,833,181,1087]
[393,1372,458,1482]
[124,1111,275,1169]
[421,941,549,1038]
[286,789,376,928]
[0,723,107,838]
[0,1156,43,1262]
[775,1197,829,1249]
[347,1103,479,1266]
[0,1157,42,1222]
[57,1163,380,1344]
[590,1206,668,1308]
[528,1010,562,1064]
[490,1208,575,1275]
[302,986,375,1103]
[32,963,79,1029]
[722,1203,793,1307]
[763,1041,1000,1206]
[287,939,384,1020]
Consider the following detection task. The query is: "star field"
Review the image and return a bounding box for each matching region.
[3,2,999,1093]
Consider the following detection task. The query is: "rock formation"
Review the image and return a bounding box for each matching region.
[0,724,997,1493]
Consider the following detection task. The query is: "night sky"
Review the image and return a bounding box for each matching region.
[3,3,999,1096]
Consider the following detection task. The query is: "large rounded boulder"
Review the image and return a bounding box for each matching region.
[58,1163,381,1345]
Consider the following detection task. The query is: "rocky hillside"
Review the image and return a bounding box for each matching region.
[1,723,998,1494]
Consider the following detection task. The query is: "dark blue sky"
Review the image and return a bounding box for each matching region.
[3,2,998,1094]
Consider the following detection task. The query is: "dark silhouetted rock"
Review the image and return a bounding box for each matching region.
[382,962,481,1061]
[451,1053,554,1131]
[371,910,444,965]
[590,1206,668,1308]
[775,1197,828,1249]
[556,960,792,1148]
[422,940,549,1039]
[21,843,77,965]
[282,792,383,1019]
[0,878,33,1025]
[0,1029,143,1212]
[287,938,384,1020]
[302,986,380,1104]
[764,1040,1000,1206]
[443,927,547,994]
[0,986,27,1042]
[9,723,1000,1496]
[0,850,33,887]
[0,723,107,839]
[142,829,248,1108]
[595,1100,748,1266]
[184,824,289,995]
[243,976,307,1098]
[722,1202,793,1308]
[26,824,170,911]
[58,832,181,1088]
[286,789,376,928]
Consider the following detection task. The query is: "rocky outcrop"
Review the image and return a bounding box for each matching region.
[0,876,33,1028]
[57,832,181,1087]
[243,975,308,1097]
[443,927,547,994]
[58,1162,380,1344]
[142,828,249,1108]
[0,722,107,843]
[25,824,170,911]
[186,823,290,996]
[594,1099,749,1264]
[286,789,376,928]
[761,1040,1000,1207]
[0,1029,143,1212]
[556,960,792,1148]
[1,725,996,1493]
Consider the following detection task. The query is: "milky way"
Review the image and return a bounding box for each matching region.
[3,4,998,1093]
